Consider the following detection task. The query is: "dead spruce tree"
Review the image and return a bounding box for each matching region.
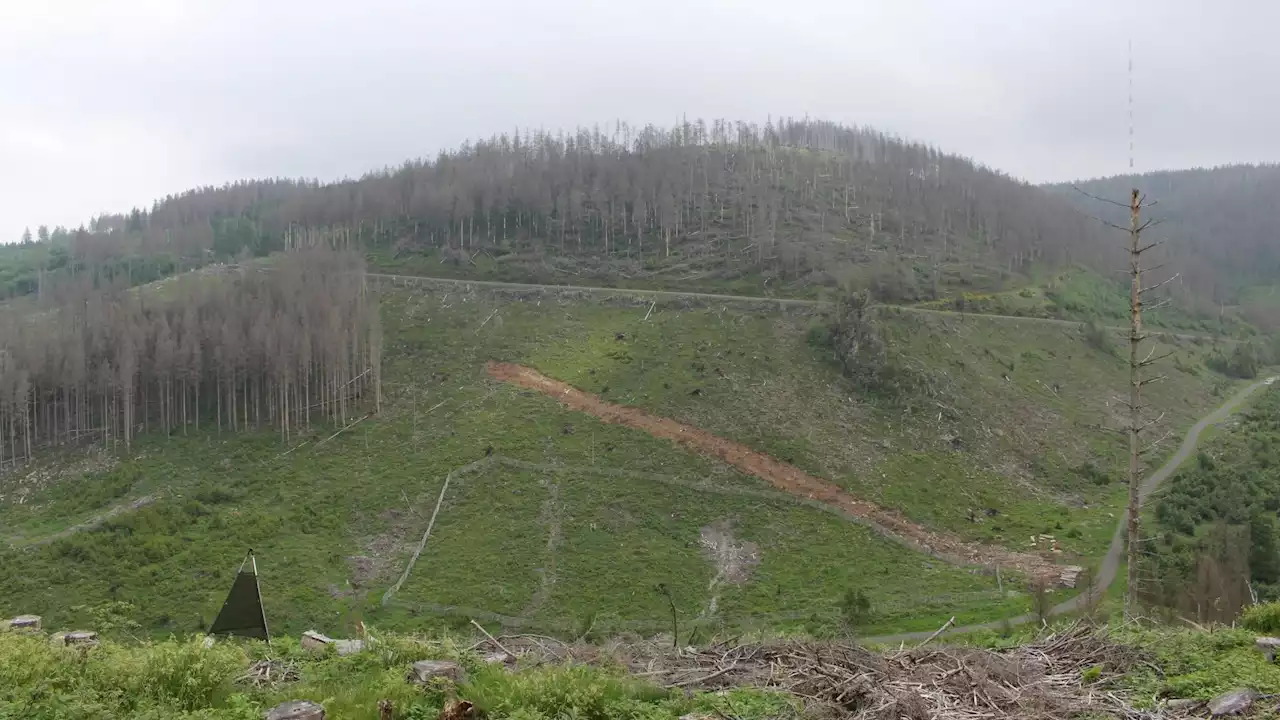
[1074,184,1177,613]
[0,246,380,467]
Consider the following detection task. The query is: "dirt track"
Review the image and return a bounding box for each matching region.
[487,361,1061,581]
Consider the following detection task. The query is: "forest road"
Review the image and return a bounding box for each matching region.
[367,271,1220,342]
[861,375,1277,646]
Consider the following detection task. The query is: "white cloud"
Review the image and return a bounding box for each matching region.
[1,0,1278,241]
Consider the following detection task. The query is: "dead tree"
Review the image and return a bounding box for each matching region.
[1076,184,1176,613]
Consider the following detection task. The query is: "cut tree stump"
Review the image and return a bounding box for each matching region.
[6,615,41,631]
[408,660,466,685]
[1257,637,1280,662]
[301,630,365,656]
[265,700,325,720]
[60,631,99,646]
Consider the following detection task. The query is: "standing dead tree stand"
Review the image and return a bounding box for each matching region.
[1076,184,1177,614]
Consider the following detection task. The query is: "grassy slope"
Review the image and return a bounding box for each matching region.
[0,283,1241,640]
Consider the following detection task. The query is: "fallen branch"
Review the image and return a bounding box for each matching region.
[477,309,499,331]
[669,664,737,687]
[315,413,372,448]
[644,301,656,321]
[913,616,956,650]
[470,619,515,658]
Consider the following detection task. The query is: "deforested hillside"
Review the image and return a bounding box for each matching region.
[6,118,1119,304]
[0,279,1252,640]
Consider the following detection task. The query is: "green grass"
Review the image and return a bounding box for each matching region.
[0,283,1245,640]
[0,627,800,720]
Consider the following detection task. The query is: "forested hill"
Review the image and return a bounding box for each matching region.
[1053,164,1280,324]
[7,118,1117,303]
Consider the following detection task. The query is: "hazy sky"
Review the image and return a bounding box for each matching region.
[2,0,1277,241]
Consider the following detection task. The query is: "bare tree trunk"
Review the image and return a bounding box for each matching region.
[1126,187,1142,613]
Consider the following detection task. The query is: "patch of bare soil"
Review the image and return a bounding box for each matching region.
[699,519,761,618]
[468,622,1155,720]
[700,520,760,585]
[487,361,1063,583]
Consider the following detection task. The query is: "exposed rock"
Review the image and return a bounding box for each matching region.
[1208,688,1257,716]
[1165,698,1202,711]
[1257,636,1280,663]
[6,615,41,631]
[265,700,325,720]
[408,659,466,685]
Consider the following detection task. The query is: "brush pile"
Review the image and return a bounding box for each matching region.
[473,622,1177,719]
[237,659,301,688]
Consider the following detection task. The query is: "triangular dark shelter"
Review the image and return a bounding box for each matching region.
[208,550,270,641]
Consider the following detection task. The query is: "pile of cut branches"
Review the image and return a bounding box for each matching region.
[472,623,1173,719]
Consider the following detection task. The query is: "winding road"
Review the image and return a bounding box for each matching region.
[861,375,1278,645]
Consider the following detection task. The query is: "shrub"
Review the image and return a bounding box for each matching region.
[1082,320,1116,356]
[1208,344,1259,379]
[1241,601,1280,634]
[837,588,874,630]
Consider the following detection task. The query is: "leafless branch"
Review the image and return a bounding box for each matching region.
[1138,350,1175,367]
[1071,185,1131,208]
[1138,273,1180,294]
[1140,429,1176,455]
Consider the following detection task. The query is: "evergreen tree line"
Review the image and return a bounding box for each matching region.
[14,117,1121,299]
[1057,163,1280,318]
[1143,389,1280,621]
[0,247,381,467]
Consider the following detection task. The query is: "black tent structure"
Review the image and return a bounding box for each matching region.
[208,549,270,643]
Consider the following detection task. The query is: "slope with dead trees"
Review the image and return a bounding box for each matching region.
[0,247,381,467]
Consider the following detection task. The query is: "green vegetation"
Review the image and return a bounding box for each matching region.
[918,266,1254,335]
[5,620,1279,718]
[1241,601,1280,634]
[1119,626,1280,702]
[0,626,797,720]
[1147,387,1280,620]
[0,282,1249,640]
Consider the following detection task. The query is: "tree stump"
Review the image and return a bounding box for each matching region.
[1256,637,1280,663]
[6,615,41,631]
[1208,688,1257,716]
[407,660,466,685]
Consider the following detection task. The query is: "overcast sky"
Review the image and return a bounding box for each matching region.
[2,0,1277,241]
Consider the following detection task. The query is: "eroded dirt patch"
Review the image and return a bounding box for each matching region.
[487,361,1062,583]
[700,520,760,585]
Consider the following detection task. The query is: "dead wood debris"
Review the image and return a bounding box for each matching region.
[238,659,301,688]
[472,622,1178,719]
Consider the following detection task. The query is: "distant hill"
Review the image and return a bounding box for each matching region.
[7,118,1119,304]
[1051,164,1280,326]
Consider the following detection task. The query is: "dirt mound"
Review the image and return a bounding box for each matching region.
[487,361,1061,582]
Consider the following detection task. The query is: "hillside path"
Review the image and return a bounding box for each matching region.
[862,375,1278,645]
[487,360,1275,644]
[370,272,1219,342]
[486,361,1061,580]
